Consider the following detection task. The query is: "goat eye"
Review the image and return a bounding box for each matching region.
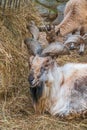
[46,59,50,62]
[41,67,45,73]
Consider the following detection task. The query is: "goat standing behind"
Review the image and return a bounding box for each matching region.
[55,0,87,36]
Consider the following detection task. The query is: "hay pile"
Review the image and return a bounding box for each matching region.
[0,1,87,130]
[0,1,42,95]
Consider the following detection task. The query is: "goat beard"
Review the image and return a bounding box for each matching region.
[30,81,44,103]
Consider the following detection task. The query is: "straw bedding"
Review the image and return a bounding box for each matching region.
[0,2,87,130]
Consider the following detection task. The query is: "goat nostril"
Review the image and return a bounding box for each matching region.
[56,31,58,36]
[31,77,34,82]
[28,74,34,84]
[37,74,41,79]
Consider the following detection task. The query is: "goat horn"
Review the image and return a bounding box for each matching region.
[41,42,70,57]
[26,21,40,40]
[82,33,87,44]
[24,38,43,55]
[64,35,85,46]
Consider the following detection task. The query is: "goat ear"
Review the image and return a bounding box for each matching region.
[29,55,34,65]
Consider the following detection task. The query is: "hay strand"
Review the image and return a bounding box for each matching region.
[0,1,87,130]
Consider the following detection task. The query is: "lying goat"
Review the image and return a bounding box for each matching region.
[25,38,87,116]
[55,0,87,37]
[29,55,87,116]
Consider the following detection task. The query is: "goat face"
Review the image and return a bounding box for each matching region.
[28,55,54,113]
[28,55,53,87]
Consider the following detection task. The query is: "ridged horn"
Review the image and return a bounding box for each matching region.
[24,38,43,55]
[83,33,87,44]
[64,35,85,46]
[26,21,40,40]
[41,42,70,57]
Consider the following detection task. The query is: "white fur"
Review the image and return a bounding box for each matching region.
[44,63,87,115]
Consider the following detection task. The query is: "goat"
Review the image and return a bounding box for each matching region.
[45,24,65,43]
[45,24,56,43]
[28,55,87,116]
[55,0,87,37]
[25,38,87,116]
[38,24,57,43]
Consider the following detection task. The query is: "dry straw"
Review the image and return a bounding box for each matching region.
[0,1,87,129]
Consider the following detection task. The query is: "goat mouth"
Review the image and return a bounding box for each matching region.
[31,80,42,88]
[30,82,44,104]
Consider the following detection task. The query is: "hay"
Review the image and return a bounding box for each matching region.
[0,2,87,130]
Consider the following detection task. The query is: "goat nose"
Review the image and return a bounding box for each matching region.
[28,74,34,85]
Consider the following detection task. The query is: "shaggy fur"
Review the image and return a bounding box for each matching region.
[55,0,87,36]
[29,55,87,116]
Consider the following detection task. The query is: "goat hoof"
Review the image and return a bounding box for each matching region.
[79,51,84,55]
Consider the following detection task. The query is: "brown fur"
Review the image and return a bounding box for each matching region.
[46,30,56,43]
[46,25,56,43]
[55,0,87,36]
[29,55,87,115]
